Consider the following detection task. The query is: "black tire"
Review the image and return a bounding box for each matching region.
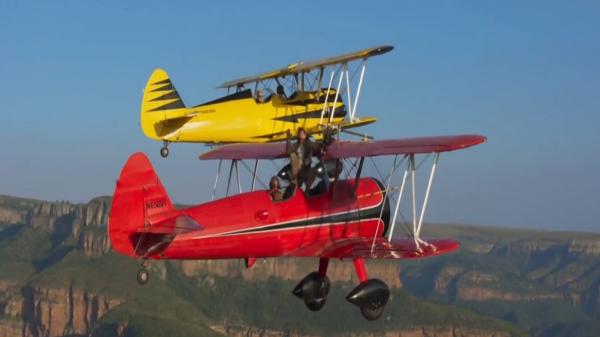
[293,272,330,311]
[304,296,327,311]
[160,147,169,158]
[360,304,385,321]
[304,274,329,311]
[137,269,149,285]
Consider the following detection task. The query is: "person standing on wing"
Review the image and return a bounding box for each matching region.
[286,127,319,189]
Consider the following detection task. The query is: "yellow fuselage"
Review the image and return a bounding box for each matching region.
[155,91,345,143]
[140,68,375,145]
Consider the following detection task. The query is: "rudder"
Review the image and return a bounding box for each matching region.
[108,152,176,257]
[140,68,187,140]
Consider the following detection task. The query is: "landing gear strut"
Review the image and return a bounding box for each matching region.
[346,258,390,321]
[136,260,150,285]
[160,141,170,158]
[293,258,331,311]
[292,258,390,320]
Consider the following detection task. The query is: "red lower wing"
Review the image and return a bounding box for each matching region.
[320,237,460,259]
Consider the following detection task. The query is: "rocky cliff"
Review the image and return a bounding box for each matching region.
[0,195,110,231]
[0,195,407,337]
[208,324,514,337]
[20,285,121,337]
[179,258,402,288]
[0,195,403,286]
[1,195,598,337]
[0,195,112,257]
[401,224,600,335]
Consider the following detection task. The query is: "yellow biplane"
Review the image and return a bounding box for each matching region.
[140,45,393,157]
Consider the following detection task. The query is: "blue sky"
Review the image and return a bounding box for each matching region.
[1,1,599,232]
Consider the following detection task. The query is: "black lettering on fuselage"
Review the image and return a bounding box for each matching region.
[146,198,166,210]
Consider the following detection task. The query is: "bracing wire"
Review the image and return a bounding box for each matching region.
[239,160,268,190]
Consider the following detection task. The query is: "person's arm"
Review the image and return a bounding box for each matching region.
[283,183,296,199]
[311,138,323,155]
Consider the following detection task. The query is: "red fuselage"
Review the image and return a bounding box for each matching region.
[145,178,389,260]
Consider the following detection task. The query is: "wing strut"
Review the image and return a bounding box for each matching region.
[225,160,243,196]
[211,160,223,201]
[226,160,235,197]
[354,157,365,194]
[235,160,242,194]
[329,70,345,124]
[416,153,439,241]
[319,70,336,125]
[251,159,259,191]
[387,157,409,242]
[372,154,401,253]
[371,153,442,252]
[411,155,417,239]
[344,63,353,118]
[350,59,367,121]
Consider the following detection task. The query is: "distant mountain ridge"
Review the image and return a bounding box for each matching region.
[0,194,598,337]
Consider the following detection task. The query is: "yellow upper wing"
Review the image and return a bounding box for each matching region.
[218,45,393,89]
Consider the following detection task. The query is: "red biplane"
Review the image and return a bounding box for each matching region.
[108,135,485,320]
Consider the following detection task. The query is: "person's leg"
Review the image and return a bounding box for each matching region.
[304,167,317,190]
[290,153,300,178]
[290,153,301,186]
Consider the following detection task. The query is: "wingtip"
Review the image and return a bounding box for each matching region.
[369,45,394,57]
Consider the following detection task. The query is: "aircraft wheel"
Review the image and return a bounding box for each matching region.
[293,272,330,311]
[304,296,327,311]
[360,304,385,321]
[346,278,389,321]
[160,147,169,158]
[137,268,149,285]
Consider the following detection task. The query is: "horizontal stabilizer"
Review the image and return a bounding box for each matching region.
[135,214,203,235]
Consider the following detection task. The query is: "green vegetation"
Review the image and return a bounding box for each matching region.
[400,223,600,337]
[0,195,599,336]
[0,225,51,282]
[0,194,46,212]
[162,263,527,336]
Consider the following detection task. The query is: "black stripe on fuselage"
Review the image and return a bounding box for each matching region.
[270,107,347,123]
[219,194,390,237]
[193,89,253,107]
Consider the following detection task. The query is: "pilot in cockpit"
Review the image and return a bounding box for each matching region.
[255,89,265,103]
[269,176,296,202]
[276,84,287,100]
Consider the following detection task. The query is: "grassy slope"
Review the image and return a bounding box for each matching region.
[25,250,526,336]
[401,223,600,336]
[1,195,598,336]
[0,237,524,337]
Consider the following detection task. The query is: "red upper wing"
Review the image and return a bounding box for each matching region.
[200,142,288,160]
[199,135,486,160]
[324,135,486,159]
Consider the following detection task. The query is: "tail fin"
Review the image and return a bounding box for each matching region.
[140,68,187,140]
[108,152,177,257]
